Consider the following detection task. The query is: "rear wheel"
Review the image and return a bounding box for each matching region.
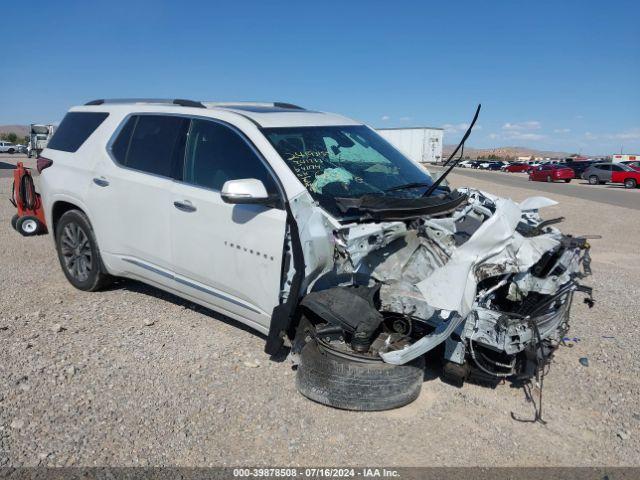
[296,340,425,411]
[546,175,553,182]
[588,175,599,185]
[55,210,113,291]
[10,214,19,231]
[624,178,637,189]
[564,179,571,183]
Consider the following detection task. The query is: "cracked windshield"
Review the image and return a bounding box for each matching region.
[265,126,434,208]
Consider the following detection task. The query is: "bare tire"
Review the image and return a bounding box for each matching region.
[11,214,19,231]
[588,175,599,185]
[16,215,42,236]
[624,178,637,189]
[296,340,425,411]
[55,210,113,291]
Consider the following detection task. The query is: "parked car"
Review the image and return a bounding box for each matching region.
[0,141,17,153]
[563,160,596,178]
[584,163,640,188]
[31,99,593,411]
[611,166,640,188]
[504,162,530,173]
[620,161,640,171]
[457,160,475,168]
[485,161,504,171]
[581,162,635,185]
[528,164,574,183]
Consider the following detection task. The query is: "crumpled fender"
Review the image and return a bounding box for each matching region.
[415,198,522,317]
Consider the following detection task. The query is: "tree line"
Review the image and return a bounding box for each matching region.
[0,132,29,144]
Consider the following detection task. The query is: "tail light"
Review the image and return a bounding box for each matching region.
[36,157,53,173]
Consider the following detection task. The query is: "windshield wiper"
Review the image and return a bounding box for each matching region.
[423,104,481,197]
[385,182,432,192]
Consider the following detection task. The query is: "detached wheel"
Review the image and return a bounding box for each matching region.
[296,340,425,411]
[16,215,42,236]
[624,178,637,189]
[55,209,113,291]
[588,175,599,185]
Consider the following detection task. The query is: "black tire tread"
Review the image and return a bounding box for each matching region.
[55,209,113,292]
[296,341,424,411]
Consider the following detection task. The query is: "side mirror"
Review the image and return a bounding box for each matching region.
[221,178,275,205]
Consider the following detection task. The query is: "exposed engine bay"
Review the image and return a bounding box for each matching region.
[286,187,594,387]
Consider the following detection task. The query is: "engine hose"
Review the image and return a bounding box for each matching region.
[468,336,513,378]
[19,171,37,210]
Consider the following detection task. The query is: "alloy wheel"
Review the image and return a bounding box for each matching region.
[60,222,93,282]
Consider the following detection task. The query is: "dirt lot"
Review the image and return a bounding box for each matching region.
[1,160,639,467]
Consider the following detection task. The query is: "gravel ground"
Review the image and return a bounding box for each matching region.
[1,166,639,467]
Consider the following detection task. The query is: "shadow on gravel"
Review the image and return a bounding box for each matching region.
[0,161,15,169]
[106,278,268,340]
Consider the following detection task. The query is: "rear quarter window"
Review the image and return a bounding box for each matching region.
[47,112,109,152]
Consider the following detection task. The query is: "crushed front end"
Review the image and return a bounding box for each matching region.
[295,188,593,386]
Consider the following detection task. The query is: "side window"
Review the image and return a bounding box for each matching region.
[611,165,623,171]
[110,116,137,164]
[111,115,189,179]
[47,112,109,152]
[183,119,277,193]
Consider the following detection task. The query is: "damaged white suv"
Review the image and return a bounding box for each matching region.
[37,99,593,411]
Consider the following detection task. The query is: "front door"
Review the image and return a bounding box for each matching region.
[171,118,287,329]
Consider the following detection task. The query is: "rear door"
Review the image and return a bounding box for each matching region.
[87,114,189,285]
[596,164,613,183]
[170,118,287,329]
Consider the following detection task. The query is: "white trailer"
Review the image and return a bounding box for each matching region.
[376,127,443,164]
[28,124,55,158]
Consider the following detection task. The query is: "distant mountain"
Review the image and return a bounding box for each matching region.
[443,144,577,160]
[0,125,29,137]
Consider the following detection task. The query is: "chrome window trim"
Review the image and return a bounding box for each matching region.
[105,112,287,207]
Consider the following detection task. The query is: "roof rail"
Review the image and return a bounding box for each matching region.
[84,98,205,108]
[203,101,305,110]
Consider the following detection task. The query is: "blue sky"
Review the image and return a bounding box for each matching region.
[1,0,638,154]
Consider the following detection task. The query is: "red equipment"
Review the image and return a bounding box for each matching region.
[10,161,48,236]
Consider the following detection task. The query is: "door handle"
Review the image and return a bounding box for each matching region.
[173,200,197,212]
[93,177,109,187]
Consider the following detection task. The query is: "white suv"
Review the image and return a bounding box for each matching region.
[36,99,593,411]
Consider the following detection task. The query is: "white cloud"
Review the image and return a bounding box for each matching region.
[606,129,640,140]
[381,115,390,121]
[442,123,468,134]
[488,133,500,140]
[509,132,545,141]
[502,121,541,131]
[583,129,640,141]
[442,123,481,134]
[554,128,571,133]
